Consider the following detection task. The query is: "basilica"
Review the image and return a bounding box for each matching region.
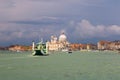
[46,32,69,51]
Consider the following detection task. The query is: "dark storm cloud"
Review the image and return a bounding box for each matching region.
[8,19,65,25]
[0,0,120,46]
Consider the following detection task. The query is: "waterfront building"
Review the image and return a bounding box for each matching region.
[97,40,120,50]
[46,32,69,51]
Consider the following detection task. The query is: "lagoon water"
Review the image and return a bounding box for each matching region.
[0,50,120,80]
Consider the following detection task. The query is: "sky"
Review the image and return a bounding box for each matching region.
[0,0,120,46]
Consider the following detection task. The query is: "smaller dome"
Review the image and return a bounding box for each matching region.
[51,35,57,43]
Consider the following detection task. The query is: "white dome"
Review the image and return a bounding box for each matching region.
[59,33,67,42]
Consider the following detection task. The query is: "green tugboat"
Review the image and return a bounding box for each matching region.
[32,40,49,56]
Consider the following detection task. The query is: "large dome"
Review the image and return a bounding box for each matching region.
[59,33,67,42]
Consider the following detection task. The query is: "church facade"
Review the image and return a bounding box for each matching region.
[46,32,69,51]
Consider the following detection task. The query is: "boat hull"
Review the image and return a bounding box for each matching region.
[32,50,48,56]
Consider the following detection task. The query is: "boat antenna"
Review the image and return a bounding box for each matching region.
[41,38,43,43]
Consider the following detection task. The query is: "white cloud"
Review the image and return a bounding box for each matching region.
[0,22,61,42]
[73,20,120,39]
[107,25,120,34]
[0,19,120,43]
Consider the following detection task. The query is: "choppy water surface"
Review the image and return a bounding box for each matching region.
[0,50,120,80]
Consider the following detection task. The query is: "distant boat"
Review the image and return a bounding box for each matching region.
[62,48,72,53]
